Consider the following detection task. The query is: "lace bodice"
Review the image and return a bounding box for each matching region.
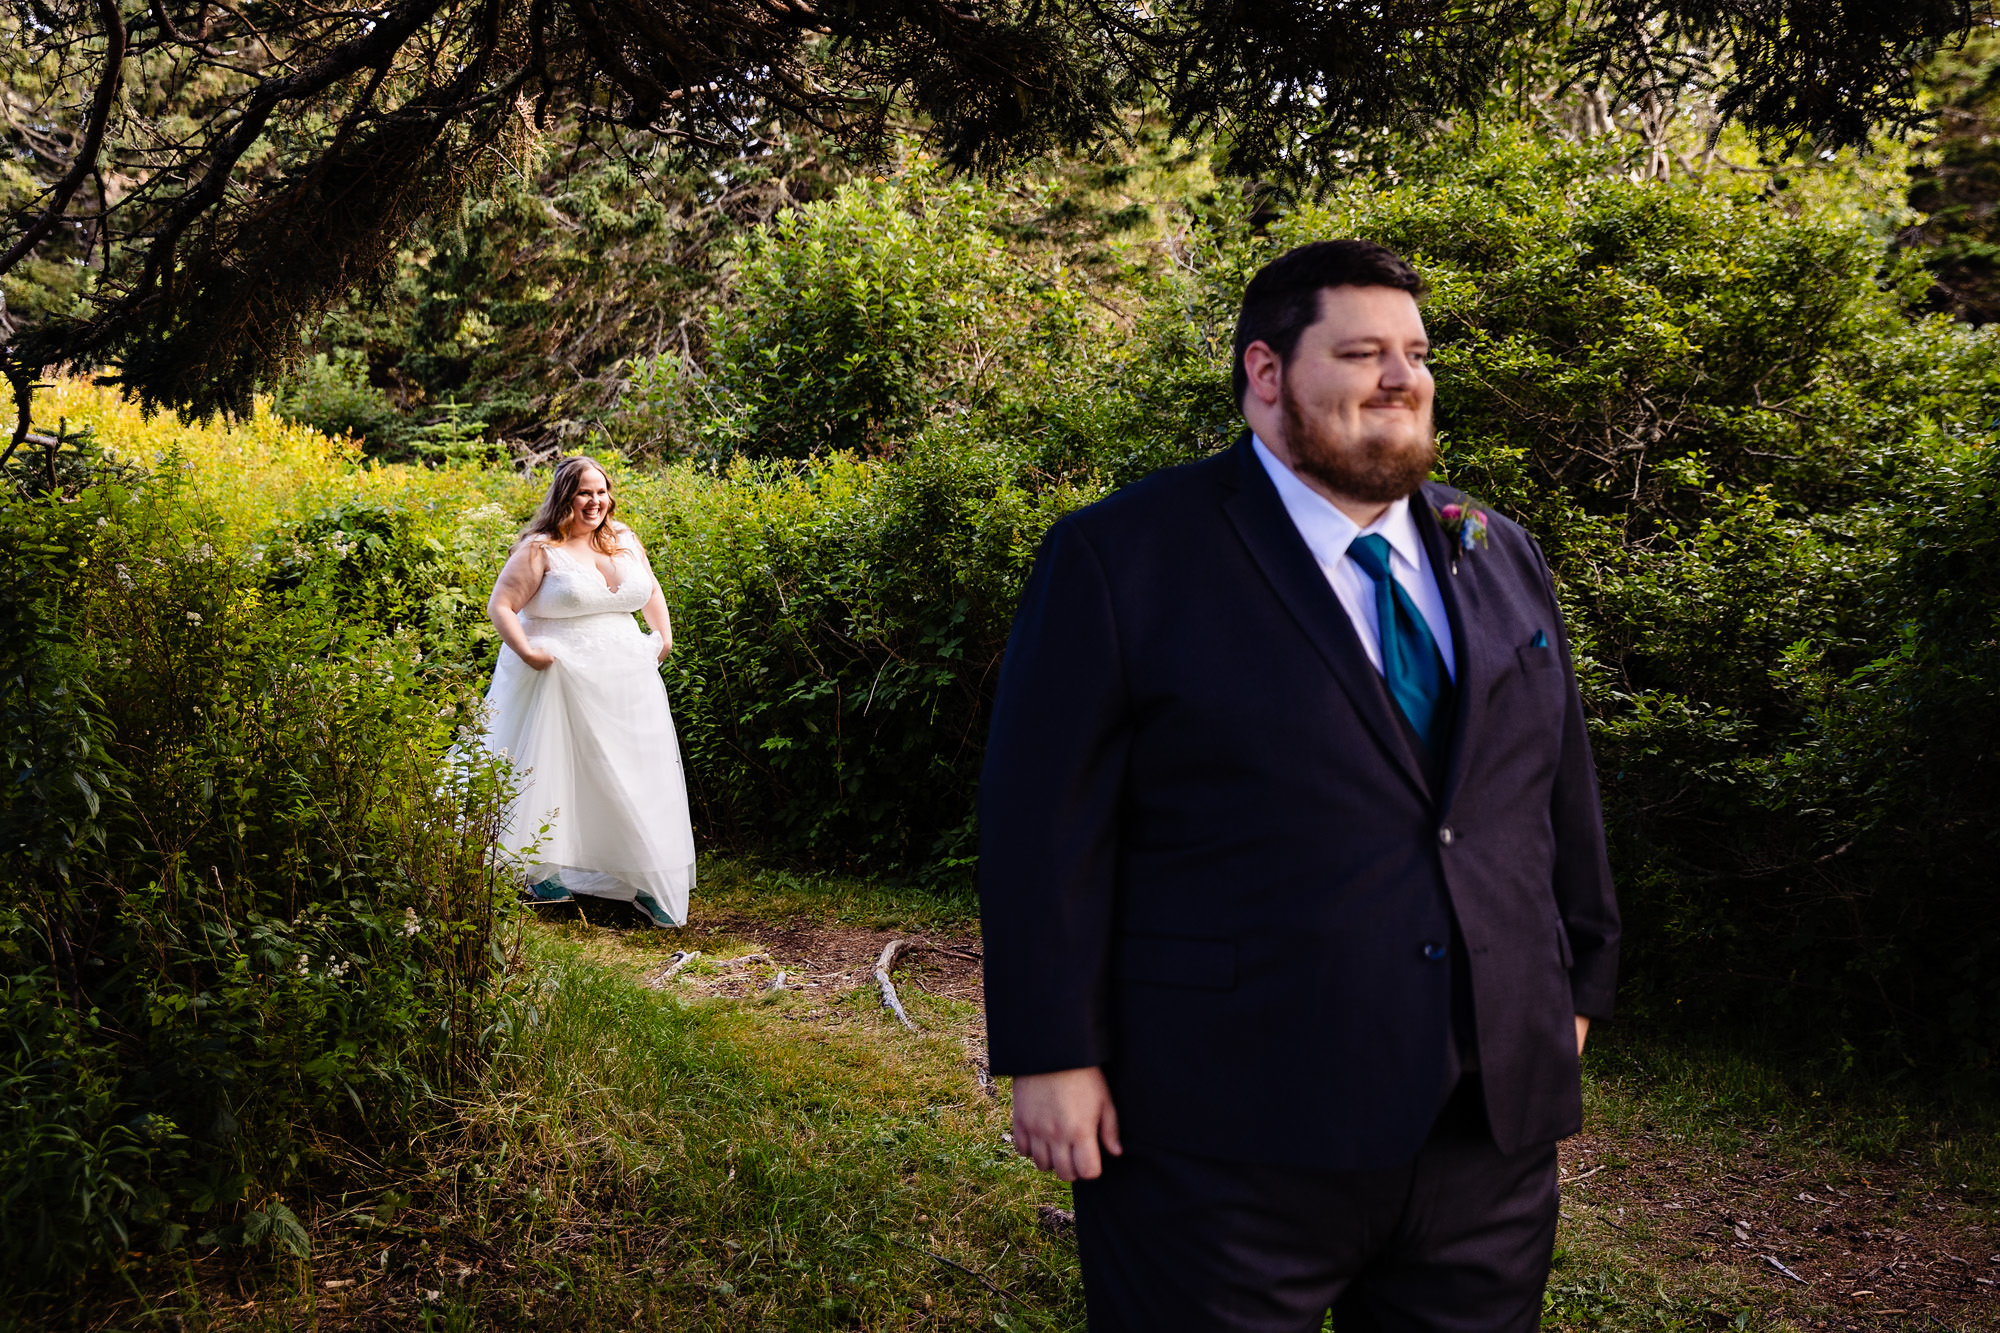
[518,541,657,659]
[522,540,655,619]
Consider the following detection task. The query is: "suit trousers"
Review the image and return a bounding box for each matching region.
[1071,1078,1559,1333]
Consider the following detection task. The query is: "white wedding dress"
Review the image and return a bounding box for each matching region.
[476,539,695,926]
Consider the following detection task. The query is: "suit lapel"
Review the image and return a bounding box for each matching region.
[1412,486,1486,817]
[1219,438,1431,801]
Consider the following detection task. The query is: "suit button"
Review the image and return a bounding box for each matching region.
[1422,942,1448,962]
[1438,826,1456,846]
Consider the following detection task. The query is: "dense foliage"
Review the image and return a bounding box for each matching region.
[262,116,1219,455]
[638,132,2000,1077]
[1298,138,2000,1072]
[0,448,522,1291]
[652,446,1096,875]
[1903,33,2000,322]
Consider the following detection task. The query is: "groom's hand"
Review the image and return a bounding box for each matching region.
[1010,1067,1122,1181]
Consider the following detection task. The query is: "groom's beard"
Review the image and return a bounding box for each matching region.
[1280,380,1436,504]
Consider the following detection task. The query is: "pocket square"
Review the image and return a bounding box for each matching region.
[1530,629,1549,648]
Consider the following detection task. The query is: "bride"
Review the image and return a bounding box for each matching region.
[477,455,695,927]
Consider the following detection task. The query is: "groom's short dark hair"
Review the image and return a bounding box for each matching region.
[1232,241,1427,405]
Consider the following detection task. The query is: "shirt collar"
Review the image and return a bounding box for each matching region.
[1250,434,1423,573]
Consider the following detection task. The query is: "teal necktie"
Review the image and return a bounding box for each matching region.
[1347,534,1453,757]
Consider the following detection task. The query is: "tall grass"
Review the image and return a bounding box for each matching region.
[457,926,1081,1329]
[58,914,1086,1331]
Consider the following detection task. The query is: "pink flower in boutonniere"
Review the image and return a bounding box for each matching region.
[1433,501,1490,553]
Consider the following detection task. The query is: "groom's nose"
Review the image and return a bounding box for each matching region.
[1378,351,1419,389]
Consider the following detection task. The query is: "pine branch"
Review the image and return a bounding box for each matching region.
[0,0,127,284]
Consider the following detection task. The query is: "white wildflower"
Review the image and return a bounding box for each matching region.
[184,611,202,624]
[402,907,422,937]
[295,953,310,977]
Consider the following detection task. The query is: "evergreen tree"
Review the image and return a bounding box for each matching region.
[1,0,1988,434]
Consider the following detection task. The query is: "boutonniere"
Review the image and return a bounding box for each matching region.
[1434,501,1490,559]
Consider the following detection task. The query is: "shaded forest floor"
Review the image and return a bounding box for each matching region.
[36,861,2000,1332]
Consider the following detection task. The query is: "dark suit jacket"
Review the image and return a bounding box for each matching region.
[978,436,1620,1170]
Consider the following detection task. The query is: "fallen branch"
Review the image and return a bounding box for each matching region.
[875,939,920,1030]
[908,1243,1018,1304]
[713,952,771,970]
[642,950,700,987]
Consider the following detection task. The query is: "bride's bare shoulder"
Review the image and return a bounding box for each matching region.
[507,533,555,563]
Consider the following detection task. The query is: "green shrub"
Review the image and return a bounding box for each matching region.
[0,473,521,1294]
[1785,440,2000,1070]
[1026,127,2000,1073]
[641,438,1101,874]
[631,157,1087,463]
[271,349,416,457]
[259,495,507,675]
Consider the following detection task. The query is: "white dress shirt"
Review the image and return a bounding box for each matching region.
[1251,434,1456,683]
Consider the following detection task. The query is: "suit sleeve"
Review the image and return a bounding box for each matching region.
[979,518,1130,1076]
[1532,538,1622,1020]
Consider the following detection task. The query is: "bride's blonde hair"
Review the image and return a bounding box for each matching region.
[519,455,625,554]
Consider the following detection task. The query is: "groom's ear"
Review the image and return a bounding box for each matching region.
[1240,340,1286,409]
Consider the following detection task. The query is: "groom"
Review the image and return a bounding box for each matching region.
[978,240,1620,1330]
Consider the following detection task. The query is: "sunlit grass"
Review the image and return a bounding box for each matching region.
[152,917,1086,1331]
[461,924,1072,1329]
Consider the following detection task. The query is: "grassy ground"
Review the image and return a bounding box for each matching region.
[41,860,2000,1331]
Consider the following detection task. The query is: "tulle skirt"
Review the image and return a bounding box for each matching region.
[477,610,695,925]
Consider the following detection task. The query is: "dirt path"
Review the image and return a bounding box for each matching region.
[1559,1128,1998,1328]
[646,910,991,1083]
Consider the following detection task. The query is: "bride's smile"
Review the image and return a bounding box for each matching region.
[567,473,612,534]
